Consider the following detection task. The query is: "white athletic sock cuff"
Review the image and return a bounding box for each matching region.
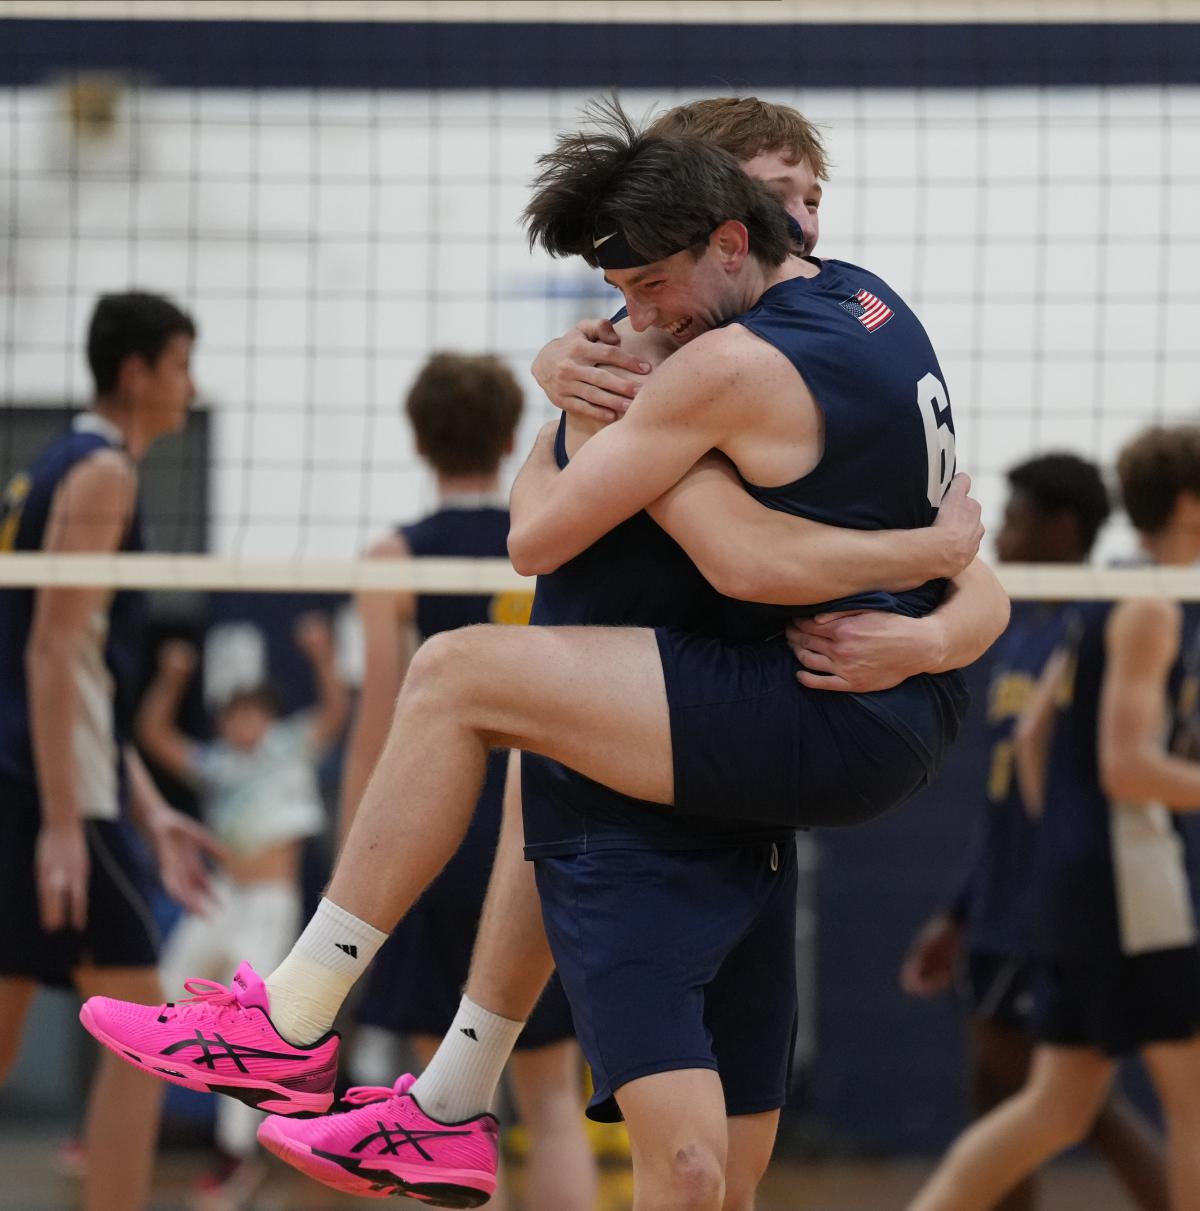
[409,995,525,1121]
[293,898,389,975]
[459,994,525,1039]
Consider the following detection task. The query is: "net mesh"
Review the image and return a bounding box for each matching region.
[1,1,1199,594]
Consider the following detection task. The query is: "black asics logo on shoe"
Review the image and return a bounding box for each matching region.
[350,1120,475,1164]
[162,1031,298,1073]
[460,1028,478,1041]
[335,943,358,958]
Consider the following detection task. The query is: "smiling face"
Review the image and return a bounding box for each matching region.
[603,224,752,344]
[739,150,823,253]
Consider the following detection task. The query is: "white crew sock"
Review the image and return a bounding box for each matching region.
[409,995,525,1122]
[264,898,388,1045]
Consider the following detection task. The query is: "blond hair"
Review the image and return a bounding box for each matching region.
[649,97,829,178]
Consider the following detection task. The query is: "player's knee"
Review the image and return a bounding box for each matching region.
[1025,1086,1096,1150]
[404,629,473,704]
[1151,1076,1200,1129]
[651,1141,724,1211]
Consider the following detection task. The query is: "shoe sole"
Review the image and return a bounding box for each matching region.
[78,1003,333,1117]
[258,1126,495,1208]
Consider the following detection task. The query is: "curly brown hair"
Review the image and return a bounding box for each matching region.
[1117,425,1200,535]
[405,353,523,477]
[649,97,829,179]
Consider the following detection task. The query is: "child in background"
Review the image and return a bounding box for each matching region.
[137,613,348,1211]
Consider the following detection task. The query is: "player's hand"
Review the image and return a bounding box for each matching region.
[532,319,651,424]
[146,804,227,916]
[899,913,963,998]
[294,612,334,662]
[35,819,90,932]
[787,610,939,693]
[158,639,197,681]
[933,473,984,578]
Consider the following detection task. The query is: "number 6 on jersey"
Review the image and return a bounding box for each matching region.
[917,372,957,507]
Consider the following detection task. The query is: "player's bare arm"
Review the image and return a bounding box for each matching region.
[516,327,983,614]
[532,317,657,423]
[785,559,1011,693]
[1012,644,1071,816]
[650,454,983,604]
[125,746,224,915]
[510,324,750,574]
[136,640,200,782]
[28,449,135,932]
[1098,597,1200,809]
[294,613,349,752]
[338,532,418,843]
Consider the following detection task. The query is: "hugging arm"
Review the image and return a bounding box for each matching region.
[647,452,983,604]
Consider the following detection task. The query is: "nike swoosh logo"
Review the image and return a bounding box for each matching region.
[592,231,618,249]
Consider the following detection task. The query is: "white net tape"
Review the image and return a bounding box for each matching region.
[0,554,1197,601]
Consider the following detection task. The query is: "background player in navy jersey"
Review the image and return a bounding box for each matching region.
[342,352,595,1211]
[908,424,1200,1211]
[0,292,222,1211]
[80,103,1008,1209]
[901,453,1169,1211]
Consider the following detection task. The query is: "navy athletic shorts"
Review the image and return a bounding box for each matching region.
[962,950,1037,1033]
[0,782,160,988]
[357,880,575,1052]
[1033,947,1200,1055]
[535,839,799,1122]
[654,628,965,829]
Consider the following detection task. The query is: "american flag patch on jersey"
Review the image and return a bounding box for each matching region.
[839,288,894,332]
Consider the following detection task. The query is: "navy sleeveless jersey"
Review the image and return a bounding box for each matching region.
[714,259,967,767]
[1035,601,1200,961]
[956,604,1067,958]
[522,419,792,857]
[722,259,954,638]
[0,416,147,808]
[401,501,522,857]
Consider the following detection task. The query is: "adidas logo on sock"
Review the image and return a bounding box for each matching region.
[335,943,358,958]
[460,1027,478,1041]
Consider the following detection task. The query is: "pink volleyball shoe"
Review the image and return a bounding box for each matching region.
[79,962,339,1116]
[257,1074,499,1207]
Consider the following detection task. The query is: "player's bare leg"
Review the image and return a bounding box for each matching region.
[965,1018,1037,1211]
[0,976,37,1082]
[907,1045,1114,1211]
[464,754,556,1023]
[75,966,165,1211]
[1087,1088,1169,1210]
[722,1111,780,1211]
[619,1068,728,1211]
[509,1041,597,1211]
[1142,1037,1200,1211]
[327,625,671,936]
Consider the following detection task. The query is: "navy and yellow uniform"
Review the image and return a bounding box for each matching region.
[355,499,575,1049]
[0,414,158,985]
[1032,601,1200,1053]
[953,604,1068,1029]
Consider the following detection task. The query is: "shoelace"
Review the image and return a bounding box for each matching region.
[161,977,239,1018]
[342,1085,402,1107]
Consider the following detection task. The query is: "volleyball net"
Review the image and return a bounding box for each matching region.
[1,0,1199,597]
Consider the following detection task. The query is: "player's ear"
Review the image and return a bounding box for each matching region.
[1173,489,1200,532]
[114,351,150,403]
[711,220,749,271]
